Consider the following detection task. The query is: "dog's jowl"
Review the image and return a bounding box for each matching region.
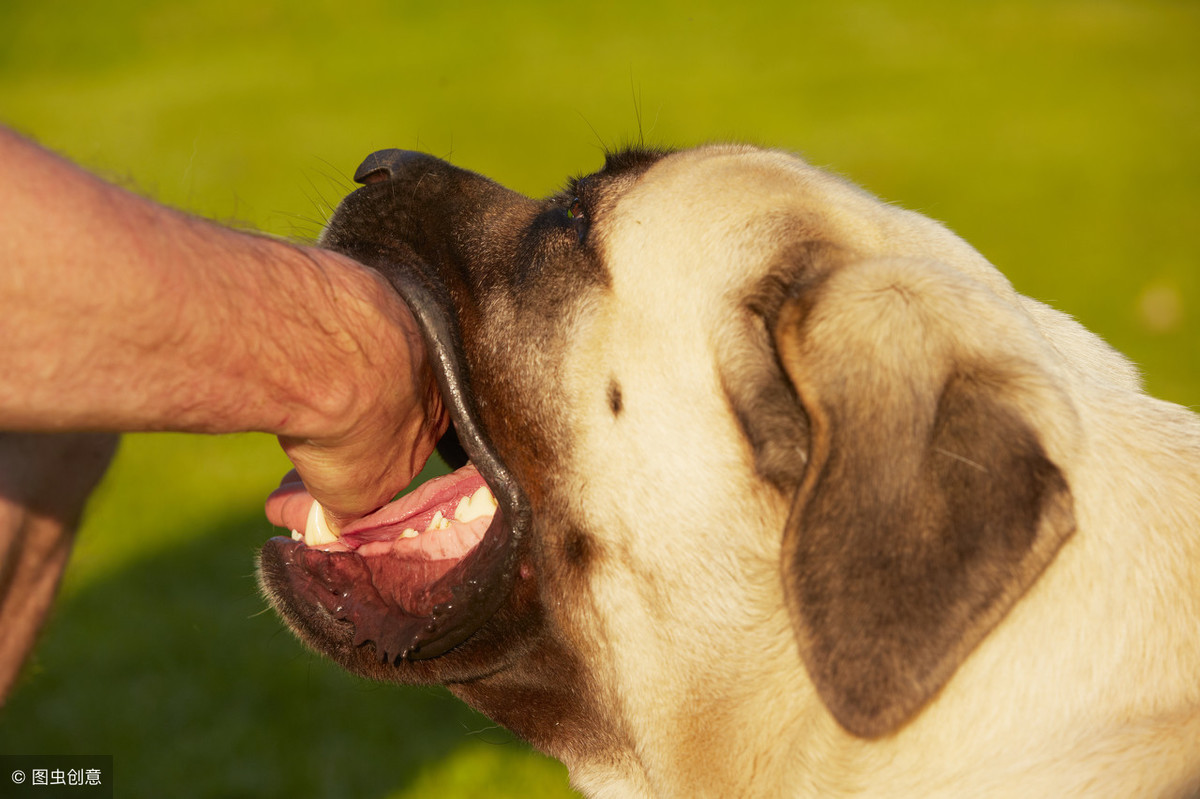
[260,145,1200,798]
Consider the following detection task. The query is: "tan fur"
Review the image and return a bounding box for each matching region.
[544,146,1200,796]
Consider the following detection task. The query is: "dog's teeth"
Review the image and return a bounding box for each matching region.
[453,486,498,522]
[427,510,450,532]
[304,501,341,546]
[290,529,302,541]
[400,528,419,539]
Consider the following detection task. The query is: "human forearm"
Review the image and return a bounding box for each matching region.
[1,129,382,440]
[0,129,446,522]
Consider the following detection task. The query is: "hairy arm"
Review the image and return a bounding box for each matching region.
[0,128,447,524]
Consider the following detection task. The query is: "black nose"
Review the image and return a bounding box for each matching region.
[353,149,425,185]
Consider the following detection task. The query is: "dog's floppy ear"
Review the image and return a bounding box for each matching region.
[773,256,1077,739]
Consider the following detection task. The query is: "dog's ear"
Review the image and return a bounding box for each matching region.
[772,256,1077,739]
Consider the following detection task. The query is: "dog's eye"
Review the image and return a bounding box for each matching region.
[565,197,590,244]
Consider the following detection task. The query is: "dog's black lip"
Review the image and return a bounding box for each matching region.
[337,248,531,661]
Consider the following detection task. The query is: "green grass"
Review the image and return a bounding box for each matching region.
[1,1,1196,796]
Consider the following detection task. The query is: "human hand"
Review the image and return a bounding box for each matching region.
[266,261,449,533]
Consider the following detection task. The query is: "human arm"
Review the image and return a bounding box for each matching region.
[0,432,118,701]
[0,127,447,524]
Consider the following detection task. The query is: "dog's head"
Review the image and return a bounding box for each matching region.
[260,144,1079,774]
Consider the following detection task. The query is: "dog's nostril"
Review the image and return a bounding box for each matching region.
[353,148,425,185]
[356,167,391,186]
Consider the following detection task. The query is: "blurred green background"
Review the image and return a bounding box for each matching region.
[0,1,1196,796]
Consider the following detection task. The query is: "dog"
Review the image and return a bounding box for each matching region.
[259,144,1200,797]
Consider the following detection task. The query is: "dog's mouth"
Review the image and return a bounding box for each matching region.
[260,167,531,664]
[261,342,527,665]
[260,448,518,663]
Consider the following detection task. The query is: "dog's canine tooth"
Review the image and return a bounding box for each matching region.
[304,501,341,546]
[454,486,498,523]
[453,495,471,521]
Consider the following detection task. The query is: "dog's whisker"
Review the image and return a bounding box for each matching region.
[933,446,989,473]
[310,156,356,192]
